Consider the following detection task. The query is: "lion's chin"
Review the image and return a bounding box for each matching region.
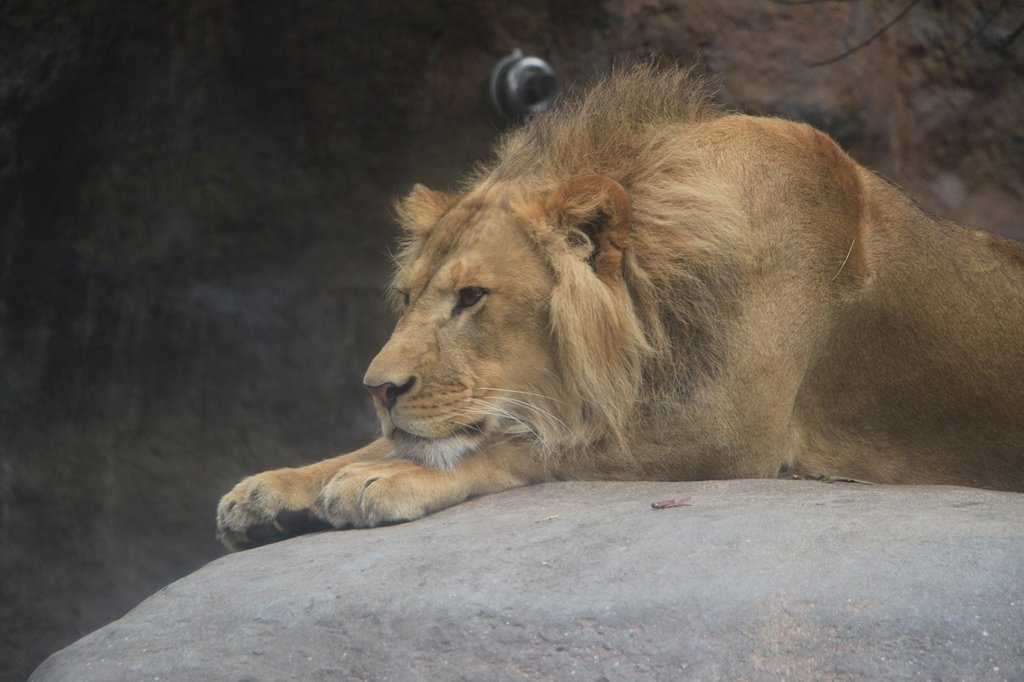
[388,426,484,469]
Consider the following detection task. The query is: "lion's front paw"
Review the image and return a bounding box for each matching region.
[312,459,441,529]
[216,469,329,551]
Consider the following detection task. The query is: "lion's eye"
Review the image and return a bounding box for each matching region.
[455,286,487,313]
[395,289,410,307]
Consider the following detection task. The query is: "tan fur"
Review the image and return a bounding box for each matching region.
[217,64,1024,551]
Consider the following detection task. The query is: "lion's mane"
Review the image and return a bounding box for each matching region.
[465,65,753,458]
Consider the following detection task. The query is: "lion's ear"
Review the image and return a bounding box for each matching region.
[544,175,632,281]
[395,184,459,234]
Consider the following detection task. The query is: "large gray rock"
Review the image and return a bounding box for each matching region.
[32,480,1024,681]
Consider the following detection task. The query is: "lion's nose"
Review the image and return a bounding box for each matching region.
[365,377,416,409]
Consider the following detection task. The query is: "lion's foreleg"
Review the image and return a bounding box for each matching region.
[312,439,544,529]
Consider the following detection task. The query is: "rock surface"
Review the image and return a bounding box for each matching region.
[32,480,1024,681]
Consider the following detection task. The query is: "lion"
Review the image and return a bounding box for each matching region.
[217,64,1024,550]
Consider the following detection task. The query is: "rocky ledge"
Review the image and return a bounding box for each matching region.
[32,480,1024,681]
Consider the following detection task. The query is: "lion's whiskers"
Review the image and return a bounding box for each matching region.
[461,393,574,445]
[476,387,567,405]
[474,387,574,436]
[460,398,542,441]
[487,396,572,434]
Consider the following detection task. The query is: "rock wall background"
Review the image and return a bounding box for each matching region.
[1,1,1021,678]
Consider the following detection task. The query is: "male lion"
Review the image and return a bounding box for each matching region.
[217,65,1024,550]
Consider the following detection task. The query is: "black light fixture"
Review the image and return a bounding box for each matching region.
[488,50,557,122]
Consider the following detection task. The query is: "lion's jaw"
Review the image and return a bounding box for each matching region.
[386,423,487,469]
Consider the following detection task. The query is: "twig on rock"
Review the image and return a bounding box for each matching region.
[651,497,693,509]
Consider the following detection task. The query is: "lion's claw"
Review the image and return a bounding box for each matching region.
[216,470,324,551]
[245,522,287,547]
[312,460,431,529]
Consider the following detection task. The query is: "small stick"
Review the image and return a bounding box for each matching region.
[651,497,693,509]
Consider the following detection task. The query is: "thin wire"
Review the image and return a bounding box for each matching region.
[810,0,923,67]
[831,237,857,282]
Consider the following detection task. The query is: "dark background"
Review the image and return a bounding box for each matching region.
[2,1,1022,678]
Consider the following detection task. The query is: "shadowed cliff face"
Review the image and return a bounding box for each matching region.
[2,1,1021,678]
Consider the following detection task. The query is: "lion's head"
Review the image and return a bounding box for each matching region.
[363,175,651,468]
